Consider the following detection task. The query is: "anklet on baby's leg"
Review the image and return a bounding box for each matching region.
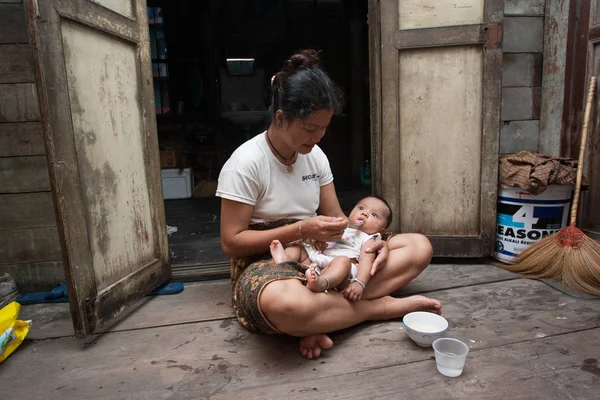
[323,275,330,294]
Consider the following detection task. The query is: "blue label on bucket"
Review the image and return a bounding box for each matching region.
[495,201,570,262]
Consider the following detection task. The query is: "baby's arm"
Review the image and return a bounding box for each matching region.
[342,239,377,301]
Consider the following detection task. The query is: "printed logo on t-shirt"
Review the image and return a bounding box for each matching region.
[302,174,319,182]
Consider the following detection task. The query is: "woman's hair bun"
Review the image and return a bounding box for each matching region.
[282,49,321,73]
[268,48,344,121]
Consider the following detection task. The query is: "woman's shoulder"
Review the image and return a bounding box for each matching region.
[223,133,268,171]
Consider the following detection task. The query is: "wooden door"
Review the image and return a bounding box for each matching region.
[25,0,169,337]
[370,0,503,257]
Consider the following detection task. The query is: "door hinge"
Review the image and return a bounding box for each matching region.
[480,23,502,49]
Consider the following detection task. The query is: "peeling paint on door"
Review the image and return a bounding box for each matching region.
[61,20,155,291]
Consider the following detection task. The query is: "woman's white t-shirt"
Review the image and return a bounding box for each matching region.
[216,131,334,224]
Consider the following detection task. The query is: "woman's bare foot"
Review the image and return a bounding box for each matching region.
[299,333,334,359]
[270,240,291,264]
[305,264,328,292]
[375,295,442,320]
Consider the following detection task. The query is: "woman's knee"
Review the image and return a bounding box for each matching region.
[412,234,433,264]
[389,233,433,266]
[260,280,314,321]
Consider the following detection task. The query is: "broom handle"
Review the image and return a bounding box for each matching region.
[571,75,596,225]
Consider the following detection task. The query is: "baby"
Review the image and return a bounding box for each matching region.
[270,196,392,301]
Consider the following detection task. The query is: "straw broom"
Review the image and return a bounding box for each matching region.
[500,76,600,296]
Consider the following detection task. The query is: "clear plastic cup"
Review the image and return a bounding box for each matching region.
[432,338,469,377]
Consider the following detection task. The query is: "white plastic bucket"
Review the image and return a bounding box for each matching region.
[494,184,574,264]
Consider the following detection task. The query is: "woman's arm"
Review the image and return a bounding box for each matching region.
[318,182,346,219]
[220,199,303,257]
[220,198,348,257]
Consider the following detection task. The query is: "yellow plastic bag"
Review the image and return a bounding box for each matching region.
[0,301,31,363]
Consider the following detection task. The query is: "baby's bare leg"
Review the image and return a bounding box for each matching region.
[270,240,303,264]
[306,256,351,292]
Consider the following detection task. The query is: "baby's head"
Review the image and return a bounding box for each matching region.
[348,196,392,235]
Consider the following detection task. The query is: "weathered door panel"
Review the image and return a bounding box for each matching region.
[371,0,502,257]
[26,0,169,336]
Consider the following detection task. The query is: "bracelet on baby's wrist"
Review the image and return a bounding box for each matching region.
[350,278,366,289]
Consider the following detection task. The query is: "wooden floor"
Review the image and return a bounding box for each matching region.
[3,263,600,399]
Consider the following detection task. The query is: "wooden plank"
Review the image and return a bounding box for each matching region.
[581,8,600,239]
[504,0,545,16]
[396,263,516,296]
[500,120,540,154]
[0,83,40,122]
[90,0,133,19]
[394,25,485,49]
[480,0,503,257]
[0,192,55,229]
[212,328,600,399]
[380,0,401,231]
[368,0,382,195]
[502,53,542,87]
[399,46,483,236]
[0,156,50,193]
[539,0,571,155]
[0,44,34,83]
[27,0,96,337]
[0,122,45,156]
[4,278,600,399]
[501,87,541,121]
[503,17,544,52]
[561,1,591,158]
[0,261,64,293]
[0,3,29,44]
[398,0,484,30]
[0,227,62,264]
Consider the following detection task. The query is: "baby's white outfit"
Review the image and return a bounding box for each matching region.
[303,227,381,278]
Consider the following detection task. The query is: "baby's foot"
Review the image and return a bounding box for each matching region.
[270,240,289,264]
[305,264,328,292]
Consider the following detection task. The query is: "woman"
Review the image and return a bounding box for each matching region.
[217,49,441,359]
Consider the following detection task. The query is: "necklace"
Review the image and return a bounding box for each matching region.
[266,131,296,173]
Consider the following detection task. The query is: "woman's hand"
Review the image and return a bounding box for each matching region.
[302,216,346,242]
[365,238,389,276]
[312,240,329,253]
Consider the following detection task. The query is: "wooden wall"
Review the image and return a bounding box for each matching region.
[499,0,545,154]
[0,0,65,291]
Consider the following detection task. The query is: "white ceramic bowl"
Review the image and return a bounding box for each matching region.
[402,311,449,347]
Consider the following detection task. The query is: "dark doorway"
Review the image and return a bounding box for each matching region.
[148,0,372,279]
